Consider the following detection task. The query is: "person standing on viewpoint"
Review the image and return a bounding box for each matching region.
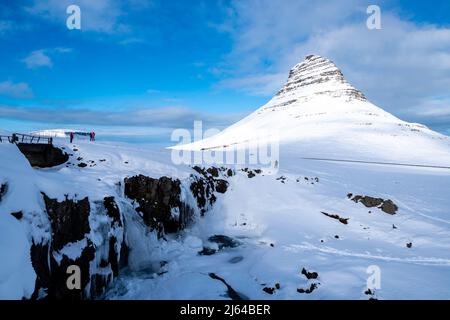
[70,132,74,143]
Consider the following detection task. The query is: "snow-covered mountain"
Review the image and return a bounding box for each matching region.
[177,55,450,166]
[30,129,93,138]
[30,129,71,138]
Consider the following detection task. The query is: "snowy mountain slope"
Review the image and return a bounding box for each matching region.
[175,55,450,166]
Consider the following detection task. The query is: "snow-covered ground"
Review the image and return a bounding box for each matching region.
[1,134,450,299]
[106,144,450,300]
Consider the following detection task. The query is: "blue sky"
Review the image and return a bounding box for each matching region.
[1,0,449,142]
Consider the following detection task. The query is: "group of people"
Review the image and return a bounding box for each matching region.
[69,131,96,143]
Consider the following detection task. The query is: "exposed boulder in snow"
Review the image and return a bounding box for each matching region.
[124,175,194,234]
[16,144,69,168]
[10,211,23,220]
[301,268,319,280]
[208,235,241,249]
[350,195,398,215]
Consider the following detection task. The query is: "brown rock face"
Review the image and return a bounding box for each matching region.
[190,166,229,215]
[16,144,69,168]
[31,194,125,300]
[42,193,91,251]
[124,175,194,233]
[351,195,398,215]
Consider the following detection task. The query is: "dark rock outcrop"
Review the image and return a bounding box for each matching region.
[124,175,194,234]
[321,211,349,225]
[208,235,241,249]
[42,194,91,251]
[301,268,319,280]
[297,283,318,294]
[31,194,125,300]
[104,196,122,227]
[0,182,7,202]
[351,195,398,215]
[190,166,229,215]
[16,144,68,168]
[10,211,23,220]
[209,273,248,300]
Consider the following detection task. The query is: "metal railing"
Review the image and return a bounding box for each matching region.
[0,135,14,143]
[0,133,53,145]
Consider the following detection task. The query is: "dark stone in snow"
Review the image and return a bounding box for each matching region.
[78,162,87,168]
[209,273,248,300]
[406,242,413,248]
[0,183,7,202]
[321,211,349,225]
[262,287,275,295]
[206,167,219,177]
[198,247,217,256]
[380,200,398,215]
[208,235,241,249]
[11,211,23,220]
[351,195,398,215]
[301,268,319,280]
[229,256,244,264]
[297,283,318,294]
[215,179,228,193]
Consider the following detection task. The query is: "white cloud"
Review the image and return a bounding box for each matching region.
[22,50,53,69]
[0,81,33,99]
[22,47,72,69]
[216,0,450,130]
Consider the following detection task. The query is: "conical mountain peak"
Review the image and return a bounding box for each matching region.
[273,55,366,103]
